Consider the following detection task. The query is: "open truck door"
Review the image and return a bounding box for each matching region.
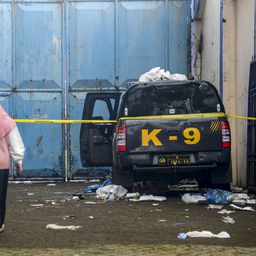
[80,92,121,167]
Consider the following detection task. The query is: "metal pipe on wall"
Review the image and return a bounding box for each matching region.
[254,0,256,59]
[219,0,223,100]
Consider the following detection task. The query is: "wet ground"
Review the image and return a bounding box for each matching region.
[1,182,256,255]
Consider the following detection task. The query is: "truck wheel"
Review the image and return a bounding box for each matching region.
[112,165,133,191]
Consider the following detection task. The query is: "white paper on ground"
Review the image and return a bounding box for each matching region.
[217,209,235,214]
[222,216,235,224]
[207,204,223,210]
[126,192,140,199]
[129,195,167,202]
[186,231,230,239]
[230,204,255,212]
[181,193,206,203]
[46,224,82,231]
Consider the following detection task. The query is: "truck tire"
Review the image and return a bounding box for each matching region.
[112,165,133,191]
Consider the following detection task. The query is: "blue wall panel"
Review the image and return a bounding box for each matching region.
[0,3,12,89]
[118,1,166,85]
[69,1,115,89]
[0,0,191,179]
[15,3,62,89]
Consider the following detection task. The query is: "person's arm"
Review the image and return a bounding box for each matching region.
[7,126,25,175]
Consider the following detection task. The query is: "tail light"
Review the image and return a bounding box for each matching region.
[221,121,231,148]
[116,124,126,152]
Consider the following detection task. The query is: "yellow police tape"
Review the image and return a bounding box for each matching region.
[13,112,256,124]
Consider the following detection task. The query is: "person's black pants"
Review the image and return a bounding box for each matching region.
[0,170,9,226]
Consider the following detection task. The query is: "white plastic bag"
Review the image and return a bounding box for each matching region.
[96,185,128,200]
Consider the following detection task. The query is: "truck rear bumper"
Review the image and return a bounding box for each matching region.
[133,163,218,174]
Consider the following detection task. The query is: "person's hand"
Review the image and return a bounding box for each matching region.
[16,163,23,176]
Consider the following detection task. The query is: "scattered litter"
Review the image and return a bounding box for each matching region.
[152,203,159,206]
[178,231,230,240]
[83,179,112,193]
[72,196,80,201]
[172,222,185,227]
[231,199,246,205]
[181,193,206,204]
[222,216,235,224]
[72,193,85,200]
[46,224,82,231]
[126,192,140,199]
[24,181,33,184]
[185,216,190,218]
[229,193,250,201]
[231,186,244,193]
[27,193,34,196]
[129,195,167,202]
[159,219,167,222]
[84,201,97,205]
[88,216,94,219]
[47,183,56,186]
[62,215,76,220]
[185,209,189,212]
[217,209,235,214]
[177,233,187,240]
[155,209,162,212]
[96,185,128,200]
[206,204,223,210]
[246,199,256,204]
[205,189,232,204]
[30,204,44,207]
[230,204,255,212]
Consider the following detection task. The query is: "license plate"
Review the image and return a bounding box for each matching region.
[158,155,190,165]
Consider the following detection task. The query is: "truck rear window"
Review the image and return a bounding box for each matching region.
[121,82,224,117]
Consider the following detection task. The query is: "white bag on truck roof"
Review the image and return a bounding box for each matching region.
[138,67,187,83]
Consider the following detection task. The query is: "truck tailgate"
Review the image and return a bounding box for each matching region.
[125,118,224,153]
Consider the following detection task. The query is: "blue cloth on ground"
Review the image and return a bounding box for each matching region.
[205,189,233,204]
[82,178,112,193]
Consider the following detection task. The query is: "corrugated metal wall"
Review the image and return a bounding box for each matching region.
[0,0,191,180]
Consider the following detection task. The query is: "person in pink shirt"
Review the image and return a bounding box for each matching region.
[0,105,25,233]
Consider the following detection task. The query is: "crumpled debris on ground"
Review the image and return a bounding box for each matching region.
[125,192,140,199]
[129,195,167,202]
[222,216,235,224]
[46,224,82,231]
[138,67,187,83]
[230,204,255,212]
[217,209,235,214]
[181,193,206,204]
[206,204,223,210]
[168,179,198,191]
[178,231,230,240]
[96,185,128,200]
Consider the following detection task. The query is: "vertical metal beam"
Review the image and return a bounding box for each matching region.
[219,0,223,99]
[165,0,169,70]
[114,0,119,87]
[63,0,69,181]
[254,0,256,59]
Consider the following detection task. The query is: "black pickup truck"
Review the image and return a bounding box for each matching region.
[80,80,232,190]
